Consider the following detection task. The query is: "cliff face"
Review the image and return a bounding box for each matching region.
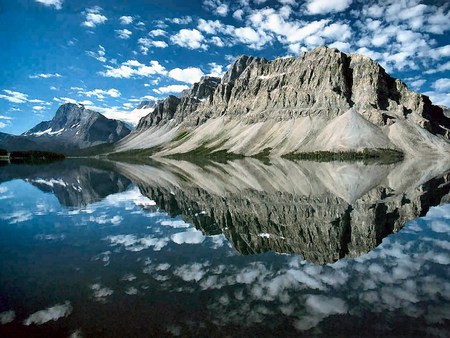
[135,76,221,131]
[114,158,450,264]
[116,46,450,157]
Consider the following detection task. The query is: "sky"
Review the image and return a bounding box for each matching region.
[0,0,449,135]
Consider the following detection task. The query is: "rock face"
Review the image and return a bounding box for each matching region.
[114,158,450,264]
[116,46,450,157]
[135,76,221,131]
[1,103,131,153]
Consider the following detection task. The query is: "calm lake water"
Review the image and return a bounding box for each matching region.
[0,158,449,337]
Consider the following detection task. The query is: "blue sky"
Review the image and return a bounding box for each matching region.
[0,0,449,134]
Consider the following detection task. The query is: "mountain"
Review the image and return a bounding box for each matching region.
[115,46,450,157]
[0,132,39,151]
[121,76,221,150]
[0,103,131,153]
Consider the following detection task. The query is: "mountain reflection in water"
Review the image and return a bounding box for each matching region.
[0,158,449,337]
[117,157,450,264]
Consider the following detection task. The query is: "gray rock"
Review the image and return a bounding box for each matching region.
[134,76,221,130]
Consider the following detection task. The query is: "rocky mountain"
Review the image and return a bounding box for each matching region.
[114,157,450,264]
[0,103,131,153]
[115,46,450,157]
[121,76,221,150]
[0,132,39,151]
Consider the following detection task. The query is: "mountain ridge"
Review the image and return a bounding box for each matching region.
[116,46,450,158]
[0,103,131,153]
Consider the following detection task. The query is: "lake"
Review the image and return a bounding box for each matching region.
[0,158,449,337]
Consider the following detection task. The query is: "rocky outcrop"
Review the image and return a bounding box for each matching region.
[1,103,131,153]
[134,76,221,132]
[136,95,181,130]
[114,157,450,264]
[116,46,450,157]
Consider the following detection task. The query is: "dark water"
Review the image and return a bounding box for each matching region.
[0,158,449,337]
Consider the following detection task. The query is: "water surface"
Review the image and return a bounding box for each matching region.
[0,158,449,337]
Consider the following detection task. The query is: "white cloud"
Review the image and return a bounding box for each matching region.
[153,85,190,94]
[23,302,72,325]
[210,36,225,47]
[233,9,244,20]
[106,234,169,251]
[80,88,121,99]
[119,16,133,25]
[0,122,6,128]
[33,105,45,111]
[208,62,225,77]
[424,61,450,74]
[321,23,351,41]
[306,0,352,15]
[169,16,193,24]
[35,0,63,10]
[90,283,114,300]
[82,6,107,28]
[234,26,271,49]
[149,29,167,37]
[286,19,330,43]
[100,60,167,78]
[0,311,15,324]
[54,97,76,104]
[171,29,207,50]
[86,45,106,62]
[138,38,168,53]
[53,97,93,106]
[160,219,191,228]
[29,73,62,79]
[197,19,232,35]
[204,0,229,17]
[171,229,206,244]
[425,8,450,34]
[169,67,205,84]
[429,44,450,60]
[364,4,384,18]
[432,78,450,92]
[0,90,29,103]
[115,29,132,39]
[329,41,351,52]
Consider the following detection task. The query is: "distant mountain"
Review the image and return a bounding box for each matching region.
[1,103,131,153]
[0,132,39,150]
[109,100,160,127]
[115,46,450,157]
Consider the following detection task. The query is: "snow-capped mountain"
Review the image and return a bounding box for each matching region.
[0,103,131,153]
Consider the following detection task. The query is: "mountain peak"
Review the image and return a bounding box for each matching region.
[13,103,131,153]
[222,55,266,84]
[117,45,450,157]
